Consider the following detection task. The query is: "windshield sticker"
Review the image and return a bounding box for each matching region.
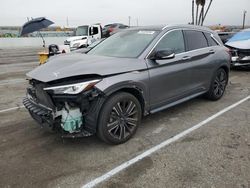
[138,31,155,35]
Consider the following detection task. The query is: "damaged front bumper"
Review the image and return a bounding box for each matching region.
[228,48,250,67]
[23,80,105,138]
[23,97,53,126]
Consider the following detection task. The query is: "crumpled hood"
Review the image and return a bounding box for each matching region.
[226,39,250,50]
[27,53,147,82]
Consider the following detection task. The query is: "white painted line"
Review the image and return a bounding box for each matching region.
[0,106,24,113]
[0,79,26,86]
[82,95,250,188]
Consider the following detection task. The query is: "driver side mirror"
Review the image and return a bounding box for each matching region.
[149,49,175,60]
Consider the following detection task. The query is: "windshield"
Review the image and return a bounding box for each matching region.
[75,26,89,36]
[88,30,159,58]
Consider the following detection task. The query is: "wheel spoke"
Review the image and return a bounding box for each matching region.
[124,123,133,133]
[125,117,137,127]
[219,72,225,81]
[218,87,223,96]
[221,80,227,87]
[119,124,126,139]
[113,103,123,116]
[214,86,219,96]
[215,78,220,85]
[107,120,119,131]
[125,101,136,116]
[113,125,120,136]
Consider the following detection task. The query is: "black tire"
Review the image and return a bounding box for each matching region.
[97,92,142,145]
[206,68,228,101]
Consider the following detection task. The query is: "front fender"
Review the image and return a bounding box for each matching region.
[84,71,150,133]
[95,71,150,104]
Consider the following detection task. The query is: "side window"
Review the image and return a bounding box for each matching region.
[184,30,208,51]
[155,30,185,54]
[204,32,219,46]
[119,25,128,29]
[90,27,99,35]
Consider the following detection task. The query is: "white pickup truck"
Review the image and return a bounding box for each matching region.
[64,24,102,51]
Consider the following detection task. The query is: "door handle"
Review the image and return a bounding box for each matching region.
[182,56,191,61]
[209,49,215,54]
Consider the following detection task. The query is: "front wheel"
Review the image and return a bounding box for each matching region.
[206,68,228,101]
[97,92,142,145]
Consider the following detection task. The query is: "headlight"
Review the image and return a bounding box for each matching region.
[44,79,101,94]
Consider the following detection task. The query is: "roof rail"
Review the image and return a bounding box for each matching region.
[162,25,168,30]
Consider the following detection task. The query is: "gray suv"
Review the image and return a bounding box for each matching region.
[23,25,230,144]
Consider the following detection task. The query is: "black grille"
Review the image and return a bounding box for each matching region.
[28,80,55,110]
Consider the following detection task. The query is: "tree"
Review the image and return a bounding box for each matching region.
[192,0,213,26]
[202,0,213,25]
[192,0,195,24]
[198,0,206,25]
[195,0,202,25]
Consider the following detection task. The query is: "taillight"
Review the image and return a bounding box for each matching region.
[108,28,114,33]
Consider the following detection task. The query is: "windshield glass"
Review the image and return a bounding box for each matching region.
[88,30,159,58]
[75,26,89,36]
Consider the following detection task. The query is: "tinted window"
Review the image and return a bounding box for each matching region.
[90,27,99,35]
[204,33,219,46]
[119,25,128,29]
[184,30,208,51]
[155,30,185,54]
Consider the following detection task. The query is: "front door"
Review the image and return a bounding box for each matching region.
[146,29,193,110]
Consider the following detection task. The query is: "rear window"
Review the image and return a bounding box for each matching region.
[204,33,219,46]
[184,30,208,51]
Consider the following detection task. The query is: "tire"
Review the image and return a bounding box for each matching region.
[206,68,228,101]
[97,92,142,145]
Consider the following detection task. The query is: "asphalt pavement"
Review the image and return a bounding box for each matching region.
[0,48,249,188]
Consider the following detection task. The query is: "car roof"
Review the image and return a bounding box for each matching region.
[127,24,215,33]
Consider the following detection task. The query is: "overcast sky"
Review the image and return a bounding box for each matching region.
[1,0,250,27]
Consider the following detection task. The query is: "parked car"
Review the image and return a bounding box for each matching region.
[225,29,250,67]
[23,25,230,144]
[73,38,105,54]
[102,23,129,37]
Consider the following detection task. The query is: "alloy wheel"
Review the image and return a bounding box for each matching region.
[107,100,139,140]
[213,70,227,97]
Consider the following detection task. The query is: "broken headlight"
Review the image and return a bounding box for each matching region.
[44,79,100,94]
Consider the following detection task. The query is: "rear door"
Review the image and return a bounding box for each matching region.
[146,29,193,110]
[183,30,217,91]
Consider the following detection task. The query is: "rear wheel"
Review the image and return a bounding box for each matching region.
[206,68,228,101]
[97,92,142,144]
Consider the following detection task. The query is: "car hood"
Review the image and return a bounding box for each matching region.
[27,53,147,82]
[66,36,88,42]
[226,39,250,50]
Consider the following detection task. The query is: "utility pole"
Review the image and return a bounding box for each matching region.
[192,0,194,24]
[128,16,131,27]
[243,10,247,29]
